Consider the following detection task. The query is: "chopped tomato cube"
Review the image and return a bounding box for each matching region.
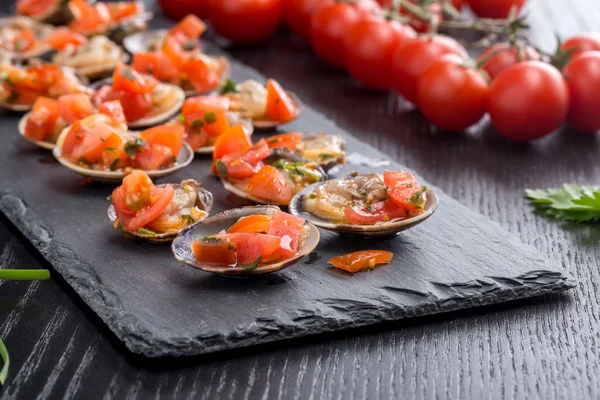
[101,89,153,122]
[383,171,426,211]
[185,111,229,137]
[180,58,220,93]
[71,124,123,164]
[92,85,112,106]
[68,0,110,34]
[17,0,61,16]
[212,124,252,175]
[328,250,393,273]
[106,1,144,21]
[218,139,270,178]
[184,127,209,150]
[169,14,206,39]
[139,124,184,156]
[193,236,237,266]
[57,93,94,124]
[182,96,231,115]
[12,29,35,52]
[112,64,158,95]
[265,79,298,123]
[132,52,179,84]
[61,120,86,158]
[227,215,272,234]
[247,165,293,205]
[98,100,127,125]
[266,132,303,149]
[24,97,59,141]
[268,211,305,259]
[133,143,175,170]
[102,143,130,171]
[218,233,281,266]
[344,199,407,225]
[161,35,190,69]
[46,27,87,51]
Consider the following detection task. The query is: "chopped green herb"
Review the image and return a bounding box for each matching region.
[137,227,157,236]
[526,184,600,222]
[183,40,196,51]
[215,159,228,178]
[271,160,320,181]
[14,39,26,52]
[366,205,375,212]
[309,193,317,199]
[202,235,225,243]
[219,79,239,95]
[104,147,116,151]
[296,166,321,181]
[109,158,120,171]
[408,188,427,208]
[177,114,185,123]
[106,194,112,201]
[242,256,262,270]
[121,67,136,81]
[0,339,8,385]
[124,138,146,157]
[204,111,217,124]
[191,118,204,131]
[228,243,235,250]
[318,153,334,160]
[181,214,195,225]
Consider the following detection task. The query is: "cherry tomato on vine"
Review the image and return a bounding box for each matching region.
[343,18,416,89]
[391,35,467,104]
[158,0,209,20]
[488,61,569,141]
[466,0,525,19]
[207,0,283,44]
[563,51,600,133]
[560,33,600,64]
[417,54,489,132]
[285,0,333,41]
[477,43,540,80]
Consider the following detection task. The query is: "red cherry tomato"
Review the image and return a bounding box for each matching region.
[343,18,416,90]
[207,0,283,45]
[391,35,467,104]
[466,0,525,19]
[488,61,569,141]
[158,0,209,20]
[417,54,489,132]
[560,33,600,64]
[477,43,540,80]
[563,52,600,133]
[285,0,333,41]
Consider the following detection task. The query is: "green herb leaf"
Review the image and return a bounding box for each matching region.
[0,338,8,385]
[137,228,157,236]
[215,159,228,178]
[124,138,146,157]
[318,153,334,160]
[106,194,112,201]
[191,118,204,130]
[121,67,136,81]
[308,193,317,199]
[177,113,185,124]
[0,269,50,280]
[202,235,225,244]
[183,40,196,51]
[181,214,195,225]
[242,256,262,270]
[109,158,120,171]
[525,184,600,222]
[219,79,238,95]
[204,111,217,124]
[296,166,321,182]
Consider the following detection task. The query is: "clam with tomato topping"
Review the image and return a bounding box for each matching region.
[0,63,90,111]
[172,206,320,275]
[53,112,193,182]
[266,132,346,171]
[16,0,73,25]
[108,170,213,243]
[124,14,205,54]
[289,171,439,237]
[92,63,185,128]
[0,16,53,59]
[222,79,301,130]
[51,33,129,80]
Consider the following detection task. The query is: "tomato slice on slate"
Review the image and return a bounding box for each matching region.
[57,93,94,124]
[265,79,298,123]
[218,233,281,266]
[139,124,184,156]
[98,100,127,125]
[132,52,179,84]
[344,199,407,225]
[383,170,426,211]
[247,165,293,205]
[180,58,220,93]
[211,124,252,176]
[111,170,175,232]
[133,143,175,170]
[268,211,305,259]
[193,236,237,266]
[182,96,231,115]
[328,250,393,273]
[25,97,59,141]
[47,27,87,50]
[112,64,158,95]
[266,132,302,149]
[227,215,272,234]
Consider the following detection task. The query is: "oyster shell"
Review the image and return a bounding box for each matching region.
[171,205,320,275]
[108,179,213,243]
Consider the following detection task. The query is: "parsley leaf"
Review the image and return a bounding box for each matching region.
[525,184,600,222]
[204,111,217,124]
[124,138,146,157]
[219,79,239,95]
[137,227,157,236]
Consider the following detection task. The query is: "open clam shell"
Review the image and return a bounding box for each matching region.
[0,17,54,59]
[53,128,194,183]
[172,205,320,276]
[56,49,130,81]
[221,148,326,206]
[252,92,302,131]
[289,181,439,238]
[193,112,254,155]
[300,133,346,172]
[18,112,56,150]
[105,12,153,44]
[108,179,213,243]
[122,29,168,54]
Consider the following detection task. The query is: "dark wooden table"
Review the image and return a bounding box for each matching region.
[1,0,599,398]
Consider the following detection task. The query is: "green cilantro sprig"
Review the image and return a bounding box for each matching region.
[525,184,600,222]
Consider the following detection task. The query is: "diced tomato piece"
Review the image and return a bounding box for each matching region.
[169,14,206,39]
[111,171,174,232]
[112,64,158,95]
[106,1,144,21]
[182,96,231,115]
[212,124,252,175]
[218,233,281,266]
[68,0,110,34]
[227,215,272,234]
[193,236,237,266]
[47,27,87,51]
[61,120,86,158]
[180,58,220,93]
[139,124,184,156]
[344,199,407,225]
[185,111,229,137]
[267,211,305,259]
[12,29,35,53]
[218,139,270,178]
[161,35,190,69]
[132,52,179,84]
[328,250,393,273]
[98,100,127,125]
[247,165,293,205]
[184,128,209,150]
[240,138,270,164]
[24,97,59,141]
[57,93,94,124]
[71,123,123,164]
[17,0,61,16]
[92,85,112,106]
[265,79,298,123]
[102,143,130,171]
[103,90,153,122]
[133,143,175,170]
[266,132,303,150]
[383,171,426,211]
[46,68,89,98]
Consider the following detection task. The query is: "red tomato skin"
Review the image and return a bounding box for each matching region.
[391,35,467,104]
[133,144,176,170]
[383,171,424,211]
[140,124,185,156]
[344,19,416,90]
[208,0,283,45]
[98,100,127,124]
[57,94,94,124]
[466,0,525,19]
[561,34,600,64]
[417,55,490,132]
[286,0,333,41]
[158,0,209,20]
[488,61,569,141]
[477,43,540,80]
[113,183,175,232]
[218,233,281,265]
[564,52,600,133]
[268,211,305,258]
[344,199,407,225]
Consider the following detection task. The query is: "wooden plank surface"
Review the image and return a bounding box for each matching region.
[1,0,599,398]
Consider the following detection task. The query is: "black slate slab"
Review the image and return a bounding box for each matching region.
[0,33,575,358]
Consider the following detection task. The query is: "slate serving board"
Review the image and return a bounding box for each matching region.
[0,28,575,358]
